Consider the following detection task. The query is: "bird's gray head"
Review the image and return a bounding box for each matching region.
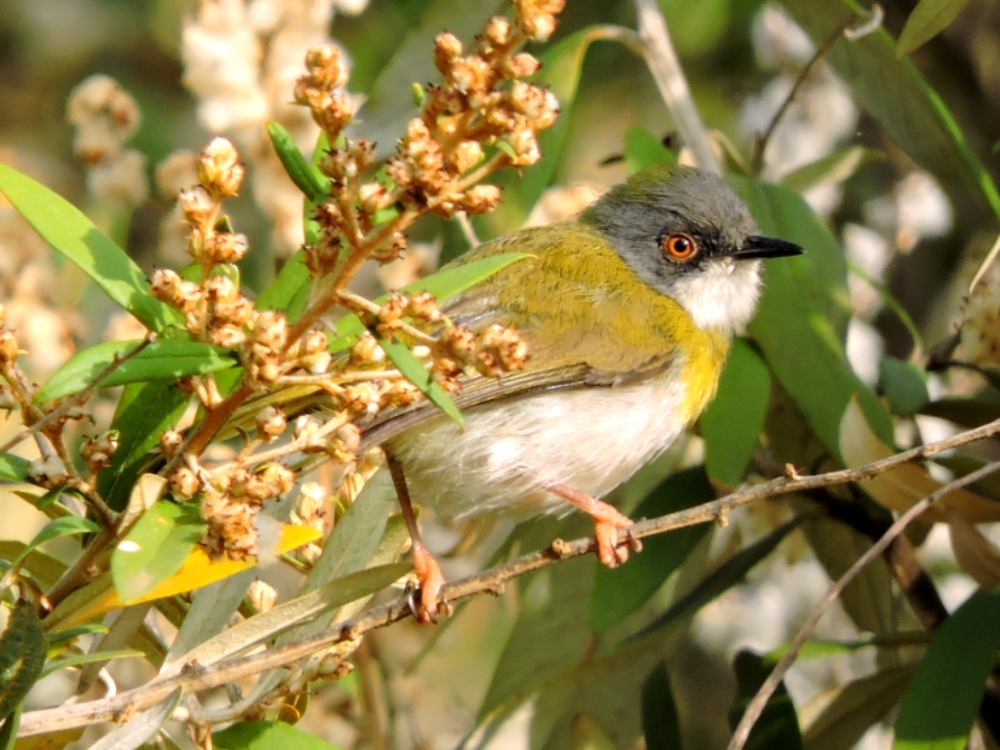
[582,165,802,332]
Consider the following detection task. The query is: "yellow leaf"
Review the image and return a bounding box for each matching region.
[47,524,321,632]
[839,398,1000,523]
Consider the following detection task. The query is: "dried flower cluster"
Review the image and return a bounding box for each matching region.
[961,273,1000,368]
[66,75,149,209]
[289,2,562,310]
[159,5,563,562]
[181,0,369,255]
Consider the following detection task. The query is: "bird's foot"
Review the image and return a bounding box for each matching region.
[409,541,449,624]
[549,484,641,567]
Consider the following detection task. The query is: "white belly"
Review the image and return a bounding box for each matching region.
[390,374,691,523]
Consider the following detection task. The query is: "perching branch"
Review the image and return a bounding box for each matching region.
[19,414,1000,737]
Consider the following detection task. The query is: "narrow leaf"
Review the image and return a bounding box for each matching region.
[25,517,99,549]
[0,165,182,332]
[36,339,237,402]
[641,662,683,750]
[98,380,191,511]
[894,589,1000,749]
[0,455,30,483]
[780,146,880,194]
[878,356,929,417]
[376,335,463,426]
[169,563,409,673]
[805,665,916,750]
[214,720,341,750]
[777,0,1000,224]
[590,466,714,632]
[729,651,804,750]
[896,0,972,58]
[638,518,802,637]
[331,253,527,349]
[266,122,330,202]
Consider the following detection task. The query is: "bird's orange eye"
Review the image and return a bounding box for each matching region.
[662,233,698,261]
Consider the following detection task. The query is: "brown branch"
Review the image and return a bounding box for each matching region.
[20,416,1000,737]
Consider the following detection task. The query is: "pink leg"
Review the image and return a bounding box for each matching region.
[387,453,445,623]
[548,484,641,567]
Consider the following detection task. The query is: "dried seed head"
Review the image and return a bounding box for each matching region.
[461,184,502,214]
[247,579,278,613]
[178,186,216,229]
[434,32,464,76]
[170,466,202,498]
[28,456,69,487]
[484,16,514,49]
[296,481,326,523]
[198,137,244,198]
[256,405,287,440]
[160,430,183,459]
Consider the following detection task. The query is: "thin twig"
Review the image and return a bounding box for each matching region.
[726,457,1000,750]
[632,0,720,174]
[20,415,1000,736]
[0,336,155,457]
[751,24,848,175]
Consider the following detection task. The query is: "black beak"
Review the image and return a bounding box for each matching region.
[730,235,803,260]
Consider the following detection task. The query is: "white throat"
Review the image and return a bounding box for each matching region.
[669,258,763,332]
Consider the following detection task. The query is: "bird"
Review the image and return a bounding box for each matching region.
[359,164,803,622]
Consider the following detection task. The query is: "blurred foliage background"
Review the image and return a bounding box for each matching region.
[6,0,1000,749]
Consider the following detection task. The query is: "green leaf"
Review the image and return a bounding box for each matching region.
[920,397,1000,429]
[878,356,929,417]
[776,0,1000,224]
[0,165,182,332]
[894,588,1000,749]
[623,126,677,176]
[41,648,143,679]
[0,602,46,723]
[376,335,463,426]
[256,251,310,317]
[331,252,528,349]
[638,517,803,637]
[780,146,881,194]
[176,563,410,670]
[734,177,894,459]
[0,702,20,750]
[35,339,238,402]
[896,0,972,58]
[25,516,99,549]
[111,501,205,604]
[701,339,771,486]
[98,380,190,511]
[0,455,30,483]
[590,467,714,632]
[214,720,341,750]
[266,122,330,203]
[641,662,683,750]
[729,651,804,750]
[479,553,594,719]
